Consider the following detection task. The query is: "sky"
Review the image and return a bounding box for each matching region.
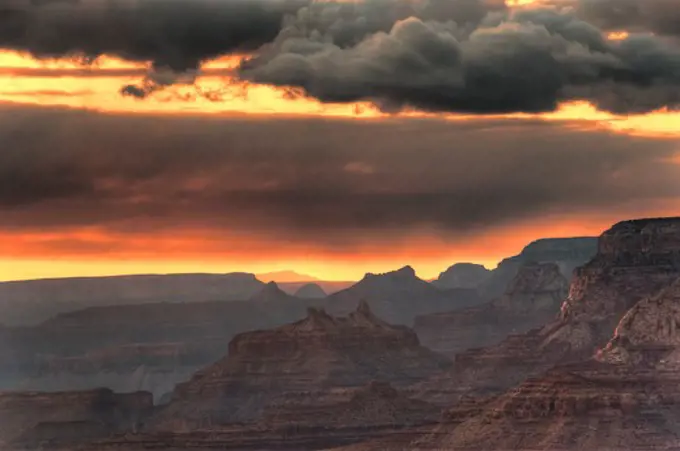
[0,0,679,281]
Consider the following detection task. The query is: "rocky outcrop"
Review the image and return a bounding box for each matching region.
[327,266,479,325]
[432,263,490,290]
[479,237,597,298]
[411,277,680,451]
[294,283,328,299]
[0,388,152,448]
[149,301,449,430]
[0,273,266,326]
[414,218,680,406]
[415,262,568,358]
[60,304,448,450]
[345,218,680,451]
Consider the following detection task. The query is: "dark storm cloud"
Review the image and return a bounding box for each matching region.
[0,0,308,96]
[240,7,680,114]
[1,103,679,245]
[4,0,680,113]
[575,0,680,38]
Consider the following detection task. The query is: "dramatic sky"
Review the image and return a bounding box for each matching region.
[1,0,679,281]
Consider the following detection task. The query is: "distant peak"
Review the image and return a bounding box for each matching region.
[294,283,327,299]
[395,265,416,276]
[363,265,417,280]
[249,281,289,301]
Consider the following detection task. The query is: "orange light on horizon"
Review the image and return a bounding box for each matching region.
[2,205,678,283]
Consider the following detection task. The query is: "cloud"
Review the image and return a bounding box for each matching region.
[240,7,680,114]
[0,0,307,89]
[575,0,680,38]
[3,0,680,114]
[0,103,679,248]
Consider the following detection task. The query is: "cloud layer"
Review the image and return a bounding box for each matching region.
[2,0,680,113]
[240,5,680,113]
[1,103,679,249]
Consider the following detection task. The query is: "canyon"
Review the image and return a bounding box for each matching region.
[2,220,675,450]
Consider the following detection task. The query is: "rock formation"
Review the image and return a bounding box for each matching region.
[0,388,152,449]
[479,237,597,298]
[414,218,680,406]
[149,301,449,429]
[432,263,490,290]
[410,277,680,451]
[340,218,680,451]
[294,283,328,299]
[327,266,479,325]
[415,262,568,358]
[53,303,447,450]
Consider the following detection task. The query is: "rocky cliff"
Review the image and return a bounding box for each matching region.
[327,266,479,325]
[341,218,680,451]
[60,303,448,450]
[479,237,597,298]
[0,387,152,448]
[414,218,680,406]
[149,301,449,429]
[412,276,680,451]
[415,262,568,358]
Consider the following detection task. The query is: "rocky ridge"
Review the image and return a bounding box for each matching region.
[0,273,266,326]
[327,266,479,325]
[415,262,568,358]
[149,301,449,429]
[479,237,597,298]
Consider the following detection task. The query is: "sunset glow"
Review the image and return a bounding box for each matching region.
[2,51,679,138]
[2,0,680,283]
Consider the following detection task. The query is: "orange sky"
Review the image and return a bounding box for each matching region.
[1,45,680,282]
